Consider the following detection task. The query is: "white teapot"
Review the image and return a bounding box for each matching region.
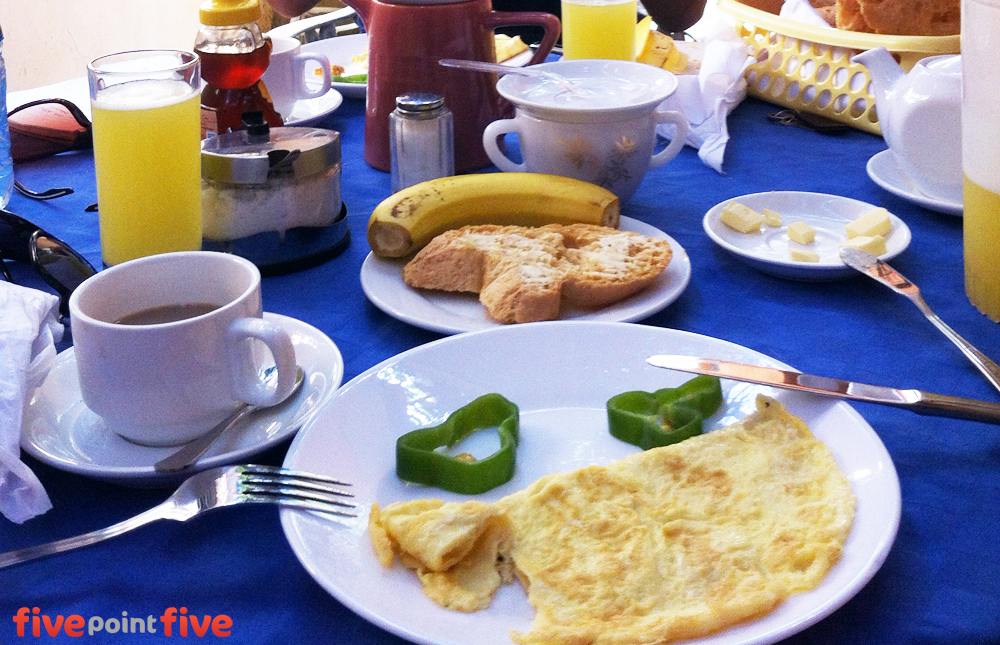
[853,47,962,201]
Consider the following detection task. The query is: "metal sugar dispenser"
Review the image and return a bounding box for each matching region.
[200,114,349,275]
[389,92,455,193]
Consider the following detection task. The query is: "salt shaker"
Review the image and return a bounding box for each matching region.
[389,92,454,193]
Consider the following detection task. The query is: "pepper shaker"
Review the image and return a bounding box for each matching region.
[389,92,455,193]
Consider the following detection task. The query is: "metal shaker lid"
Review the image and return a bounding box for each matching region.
[201,125,341,184]
[395,92,446,114]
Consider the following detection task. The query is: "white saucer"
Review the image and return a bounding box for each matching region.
[283,87,344,127]
[866,150,963,216]
[21,313,344,486]
[703,191,912,281]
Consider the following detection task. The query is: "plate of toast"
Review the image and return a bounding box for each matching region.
[360,217,692,334]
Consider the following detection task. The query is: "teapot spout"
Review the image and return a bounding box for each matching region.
[853,46,903,107]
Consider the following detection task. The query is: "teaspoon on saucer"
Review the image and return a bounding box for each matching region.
[840,247,1000,395]
[154,366,306,473]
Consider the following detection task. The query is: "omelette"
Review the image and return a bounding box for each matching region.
[369,396,856,645]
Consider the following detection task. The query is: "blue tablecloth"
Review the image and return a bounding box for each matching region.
[2,94,999,645]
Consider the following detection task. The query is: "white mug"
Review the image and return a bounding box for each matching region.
[69,251,298,446]
[484,59,688,204]
[262,36,333,118]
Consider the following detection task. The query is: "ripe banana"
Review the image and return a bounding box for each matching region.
[367,173,620,258]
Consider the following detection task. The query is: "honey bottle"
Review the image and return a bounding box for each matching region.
[195,0,282,138]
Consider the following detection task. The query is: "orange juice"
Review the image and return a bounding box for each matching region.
[91,79,202,266]
[962,0,1000,321]
[963,176,1000,320]
[561,0,637,60]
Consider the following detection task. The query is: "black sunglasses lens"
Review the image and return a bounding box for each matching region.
[32,234,96,295]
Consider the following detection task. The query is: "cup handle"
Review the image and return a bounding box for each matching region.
[295,52,332,99]
[483,119,527,172]
[226,317,297,407]
[649,110,689,169]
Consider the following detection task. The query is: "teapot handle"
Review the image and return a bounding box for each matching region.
[486,11,561,66]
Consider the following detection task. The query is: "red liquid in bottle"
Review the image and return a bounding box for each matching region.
[197,46,272,89]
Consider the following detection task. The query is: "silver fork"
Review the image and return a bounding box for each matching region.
[0,464,355,570]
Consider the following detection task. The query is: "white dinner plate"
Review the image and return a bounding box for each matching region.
[359,217,692,334]
[279,321,901,645]
[301,33,535,101]
[703,191,912,281]
[21,314,343,486]
[866,150,963,216]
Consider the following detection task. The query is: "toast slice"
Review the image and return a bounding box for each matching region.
[402,223,672,324]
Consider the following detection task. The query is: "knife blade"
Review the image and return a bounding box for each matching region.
[646,355,1000,425]
[840,247,1000,395]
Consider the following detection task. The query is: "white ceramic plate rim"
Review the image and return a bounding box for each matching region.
[283,86,345,126]
[301,33,535,101]
[359,217,692,334]
[279,320,901,645]
[866,150,963,217]
[703,191,912,280]
[21,313,344,483]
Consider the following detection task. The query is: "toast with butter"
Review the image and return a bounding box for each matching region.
[402,223,672,324]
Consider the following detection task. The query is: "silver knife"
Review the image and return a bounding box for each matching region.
[646,354,1000,425]
[840,246,1000,395]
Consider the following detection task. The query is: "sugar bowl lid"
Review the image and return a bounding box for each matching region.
[201,123,341,184]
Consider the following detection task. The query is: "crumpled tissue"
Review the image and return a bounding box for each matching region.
[656,16,752,173]
[779,0,835,28]
[0,281,63,523]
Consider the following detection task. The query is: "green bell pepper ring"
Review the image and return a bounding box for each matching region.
[396,393,519,494]
[606,375,723,450]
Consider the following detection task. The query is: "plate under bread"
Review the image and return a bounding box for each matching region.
[279,321,901,645]
[359,217,692,334]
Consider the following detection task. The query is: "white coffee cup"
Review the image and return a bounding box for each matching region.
[68,251,298,446]
[484,60,688,204]
[262,36,333,118]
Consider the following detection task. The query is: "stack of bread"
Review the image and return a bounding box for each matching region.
[736,0,959,35]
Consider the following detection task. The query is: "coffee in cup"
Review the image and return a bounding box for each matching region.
[261,36,333,119]
[68,251,298,446]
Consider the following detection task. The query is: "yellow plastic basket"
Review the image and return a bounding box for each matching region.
[717,0,960,135]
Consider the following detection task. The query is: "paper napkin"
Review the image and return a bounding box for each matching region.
[0,281,63,523]
[779,0,836,28]
[656,15,752,173]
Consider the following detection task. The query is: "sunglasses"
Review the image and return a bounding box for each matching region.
[8,98,94,203]
[0,208,97,317]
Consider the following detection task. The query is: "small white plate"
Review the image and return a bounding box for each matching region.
[866,150,963,217]
[21,313,344,486]
[301,33,535,101]
[359,217,692,335]
[703,191,912,281]
[283,87,344,126]
[280,321,901,645]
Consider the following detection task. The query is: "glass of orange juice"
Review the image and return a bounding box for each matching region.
[962,0,1000,321]
[560,0,638,60]
[87,50,202,267]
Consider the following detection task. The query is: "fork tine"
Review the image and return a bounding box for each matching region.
[235,464,357,517]
[239,464,353,490]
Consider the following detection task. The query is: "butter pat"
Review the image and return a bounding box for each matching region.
[840,234,887,255]
[789,248,820,262]
[763,208,782,227]
[787,221,816,244]
[846,207,891,239]
[720,202,764,233]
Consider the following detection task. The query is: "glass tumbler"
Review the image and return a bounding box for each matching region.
[962,0,1000,321]
[87,50,202,267]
